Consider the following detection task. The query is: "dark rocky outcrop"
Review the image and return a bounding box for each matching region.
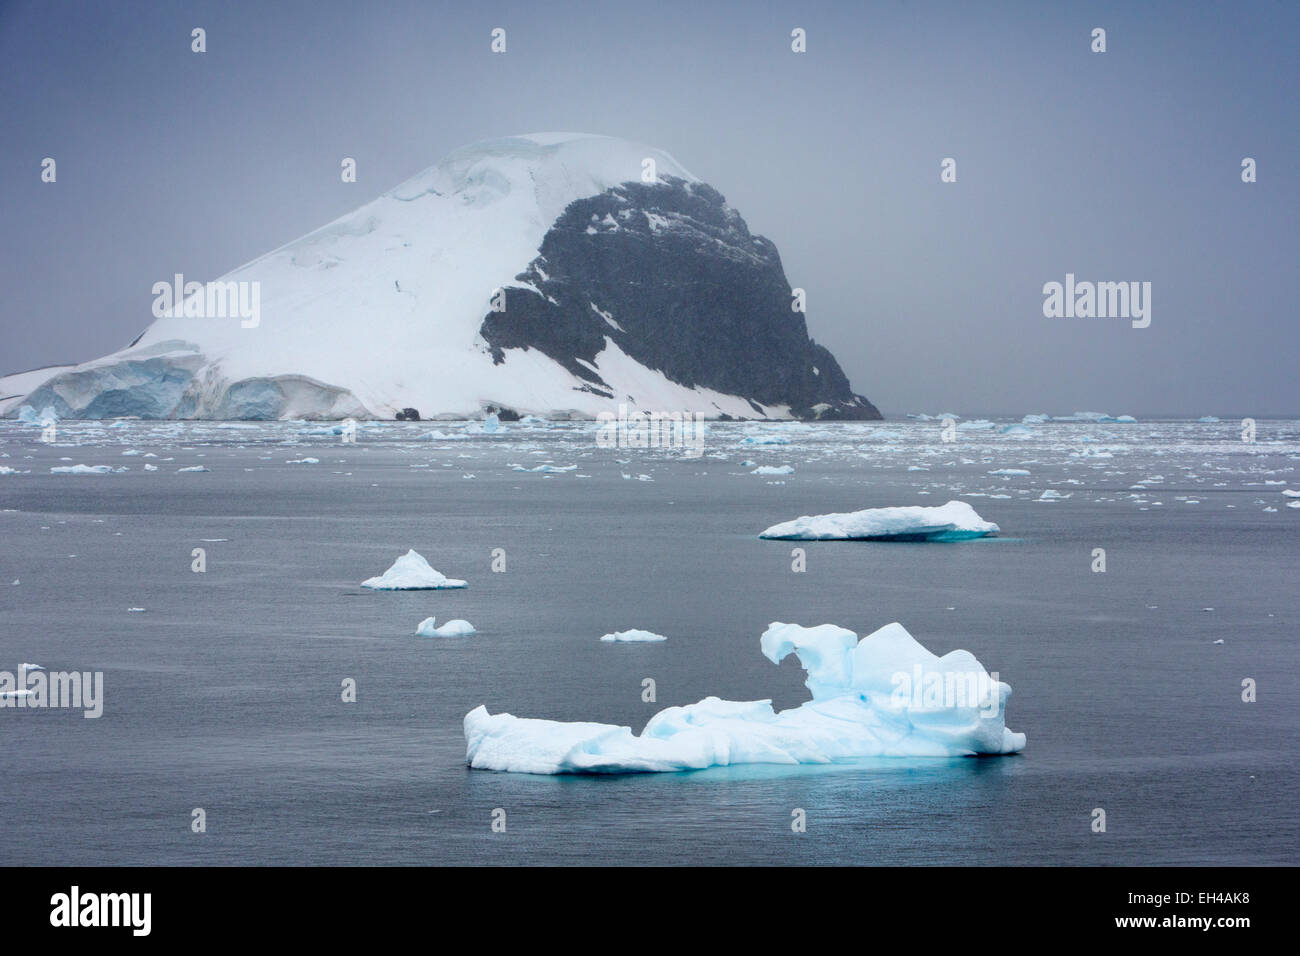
[478,177,880,420]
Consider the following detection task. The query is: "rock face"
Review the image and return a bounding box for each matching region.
[480,177,876,419]
[4,133,881,421]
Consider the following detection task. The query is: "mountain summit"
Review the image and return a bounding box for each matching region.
[7,133,880,420]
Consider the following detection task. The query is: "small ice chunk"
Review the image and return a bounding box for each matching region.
[600,629,667,643]
[416,616,477,638]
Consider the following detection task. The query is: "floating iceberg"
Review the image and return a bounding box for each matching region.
[464,620,1025,774]
[50,464,113,475]
[362,549,467,590]
[416,616,476,637]
[467,414,504,435]
[419,429,471,441]
[1054,411,1114,422]
[759,500,998,541]
[510,463,576,473]
[600,629,667,643]
[752,465,794,475]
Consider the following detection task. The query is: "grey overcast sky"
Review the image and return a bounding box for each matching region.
[1,0,1296,416]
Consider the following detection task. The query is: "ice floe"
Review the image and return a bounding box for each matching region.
[759,500,998,541]
[600,629,667,643]
[50,464,113,475]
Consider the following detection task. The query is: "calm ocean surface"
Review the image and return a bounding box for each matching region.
[2,417,1297,865]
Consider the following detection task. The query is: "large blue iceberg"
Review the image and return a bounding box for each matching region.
[464,621,1025,774]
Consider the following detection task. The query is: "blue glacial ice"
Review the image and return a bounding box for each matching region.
[464,621,1025,774]
[17,405,59,426]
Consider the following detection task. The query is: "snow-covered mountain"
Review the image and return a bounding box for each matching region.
[4,133,880,421]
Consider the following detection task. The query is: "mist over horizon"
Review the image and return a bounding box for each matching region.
[2,0,1296,418]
